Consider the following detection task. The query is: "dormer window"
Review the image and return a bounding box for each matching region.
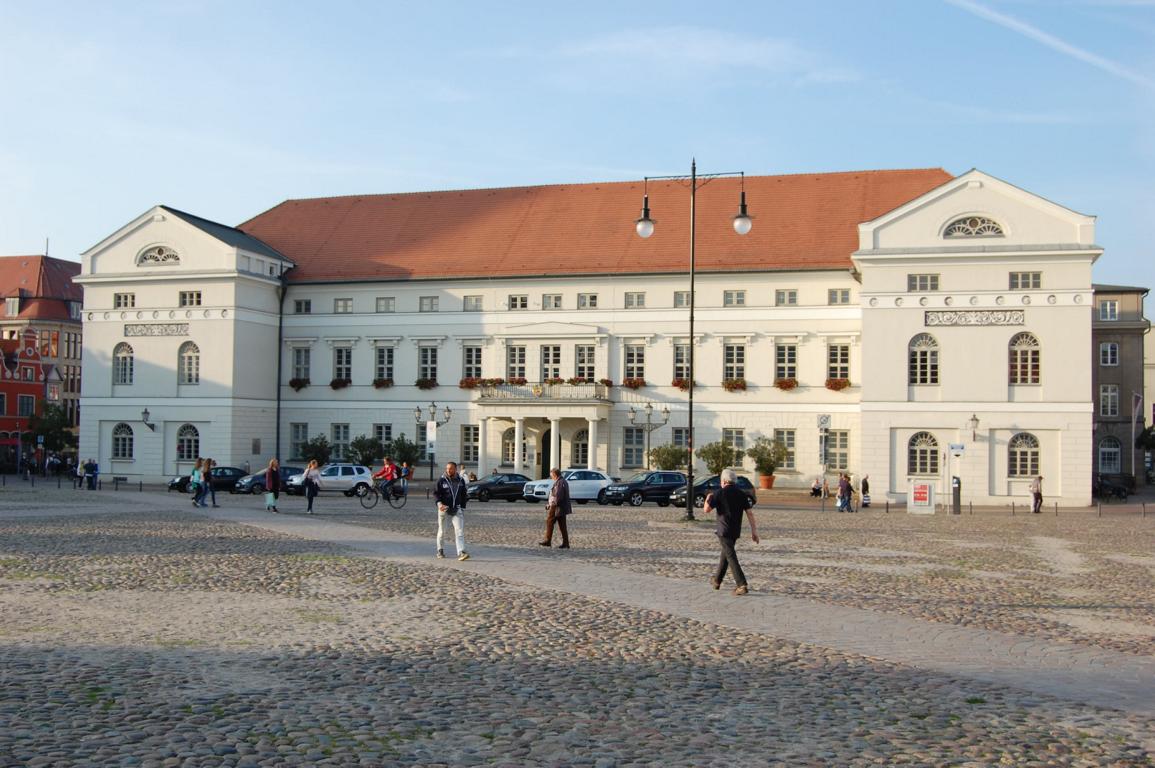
[137,245,181,265]
[943,216,1004,238]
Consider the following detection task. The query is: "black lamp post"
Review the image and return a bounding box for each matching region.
[629,402,670,470]
[414,402,452,480]
[635,160,752,520]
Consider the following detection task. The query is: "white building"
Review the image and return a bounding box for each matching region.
[76,168,1101,505]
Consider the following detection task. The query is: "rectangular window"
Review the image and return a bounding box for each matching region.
[376,296,395,313]
[4,297,19,315]
[540,345,561,380]
[575,345,595,381]
[907,274,940,292]
[418,347,438,381]
[333,298,353,314]
[624,291,645,309]
[577,293,598,309]
[723,290,746,307]
[373,423,393,445]
[179,291,202,307]
[723,344,745,380]
[826,430,849,471]
[827,345,850,380]
[461,425,479,463]
[286,422,304,457]
[0,393,7,416]
[672,427,690,449]
[333,347,352,380]
[775,344,797,380]
[1100,384,1119,417]
[624,344,645,380]
[623,427,645,467]
[419,296,439,313]
[827,289,850,305]
[292,347,310,381]
[1009,272,1041,290]
[463,345,482,379]
[1099,342,1119,366]
[775,289,797,306]
[508,295,528,310]
[114,293,135,309]
[1098,300,1118,321]
[375,346,394,380]
[69,301,82,320]
[673,344,690,380]
[331,424,350,461]
[773,429,796,470]
[463,295,483,312]
[542,294,562,310]
[722,428,745,466]
[251,438,262,456]
[17,394,35,418]
[674,291,691,308]
[506,346,526,380]
[294,299,312,314]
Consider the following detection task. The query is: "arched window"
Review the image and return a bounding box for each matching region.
[112,423,134,460]
[1008,332,1040,385]
[1008,433,1039,477]
[907,432,939,475]
[571,429,589,468]
[501,428,528,466]
[943,216,1004,238]
[113,343,134,385]
[1098,437,1122,474]
[908,333,939,385]
[178,342,200,385]
[176,424,200,461]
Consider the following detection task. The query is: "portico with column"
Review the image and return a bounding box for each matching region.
[475,404,610,478]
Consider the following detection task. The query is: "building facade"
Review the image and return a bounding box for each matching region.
[1090,285,1149,486]
[78,169,1103,505]
[0,328,63,469]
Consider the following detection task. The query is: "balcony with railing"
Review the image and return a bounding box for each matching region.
[476,381,611,403]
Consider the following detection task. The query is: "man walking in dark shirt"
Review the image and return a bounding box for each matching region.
[704,469,760,595]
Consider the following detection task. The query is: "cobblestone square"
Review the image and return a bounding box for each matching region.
[1,486,1152,766]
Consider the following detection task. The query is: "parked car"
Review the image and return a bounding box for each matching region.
[168,466,248,493]
[466,472,533,502]
[285,463,373,496]
[523,469,616,504]
[669,474,757,508]
[603,470,688,507]
[233,466,304,494]
[1092,474,1130,500]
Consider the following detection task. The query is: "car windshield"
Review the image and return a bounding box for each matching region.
[624,472,649,484]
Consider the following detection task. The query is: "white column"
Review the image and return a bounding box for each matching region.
[587,417,599,470]
[477,417,488,477]
[514,417,525,475]
[549,417,561,472]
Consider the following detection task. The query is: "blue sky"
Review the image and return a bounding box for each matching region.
[2,0,1153,291]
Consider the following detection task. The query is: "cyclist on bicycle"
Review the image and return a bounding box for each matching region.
[373,457,401,498]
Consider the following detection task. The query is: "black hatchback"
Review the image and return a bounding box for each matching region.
[168,466,247,493]
[603,471,688,507]
[466,473,533,502]
[669,474,757,508]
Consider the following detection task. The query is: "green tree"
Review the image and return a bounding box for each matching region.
[299,434,332,465]
[389,433,423,467]
[649,444,690,471]
[696,441,739,475]
[1137,425,1155,450]
[347,435,385,467]
[745,437,790,477]
[21,404,77,453]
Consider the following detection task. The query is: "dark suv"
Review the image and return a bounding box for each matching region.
[603,471,687,507]
[669,474,757,508]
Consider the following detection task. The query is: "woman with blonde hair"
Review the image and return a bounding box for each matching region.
[303,459,322,514]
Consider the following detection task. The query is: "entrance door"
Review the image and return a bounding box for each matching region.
[539,429,551,478]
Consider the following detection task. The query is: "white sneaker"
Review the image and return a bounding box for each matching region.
[457,552,470,561]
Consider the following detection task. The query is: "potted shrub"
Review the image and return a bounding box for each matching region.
[825,377,851,392]
[415,378,438,390]
[695,441,740,475]
[566,376,590,385]
[329,377,351,390]
[722,377,747,392]
[288,377,310,392]
[372,378,394,389]
[621,377,646,390]
[649,444,690,471]
[746,437,789,489]
[671,377,692,392]
[774,377,798,391]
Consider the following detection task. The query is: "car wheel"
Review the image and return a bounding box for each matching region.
[629,491,644,507]
[353,483,369,497]
[478,489,491,502]
[693,494,707,508]
[597,489,608,505]
[251,483,264,495]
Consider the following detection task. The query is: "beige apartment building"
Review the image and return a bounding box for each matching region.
[1091,285,1150,486]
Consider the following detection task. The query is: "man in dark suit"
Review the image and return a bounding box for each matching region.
[539,467,572,548]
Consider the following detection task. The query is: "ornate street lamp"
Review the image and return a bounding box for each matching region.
[415,402,452,480]
[141,407,155,431]
[635,160,752,520]
[629,402,670,470]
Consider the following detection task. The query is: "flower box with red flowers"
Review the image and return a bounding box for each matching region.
[621,378,646,390]
[598,378,614,388]
[372,378,394,389]
[566,376,591,385]
[543,377,565,385]
[722,378,747,392]
[505,376,527,386]
[329,378,352,390]
[415,378,439,390]
[671,378,692,392]
[458,377,481,389]
[773,377,798,391]
[825,377,851,391]
[289,378,310,392]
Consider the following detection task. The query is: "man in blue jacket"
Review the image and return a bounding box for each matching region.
[434,461,470,561]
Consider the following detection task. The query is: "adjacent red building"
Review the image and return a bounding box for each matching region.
[0,327,62,469]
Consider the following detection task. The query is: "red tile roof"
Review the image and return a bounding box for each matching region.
[0,255,82,321]
[238,168,953,283]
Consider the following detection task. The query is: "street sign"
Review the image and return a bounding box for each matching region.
[817,414,831,429]
[949,442,965,456]
[426,420,437,450]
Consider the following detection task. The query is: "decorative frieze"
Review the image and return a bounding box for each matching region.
[124,323,190,337]
[924,310,1024,327]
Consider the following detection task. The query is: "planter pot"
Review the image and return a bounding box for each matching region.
[759,474,776,490]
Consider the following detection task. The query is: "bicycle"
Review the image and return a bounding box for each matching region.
[359,481,408,510]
